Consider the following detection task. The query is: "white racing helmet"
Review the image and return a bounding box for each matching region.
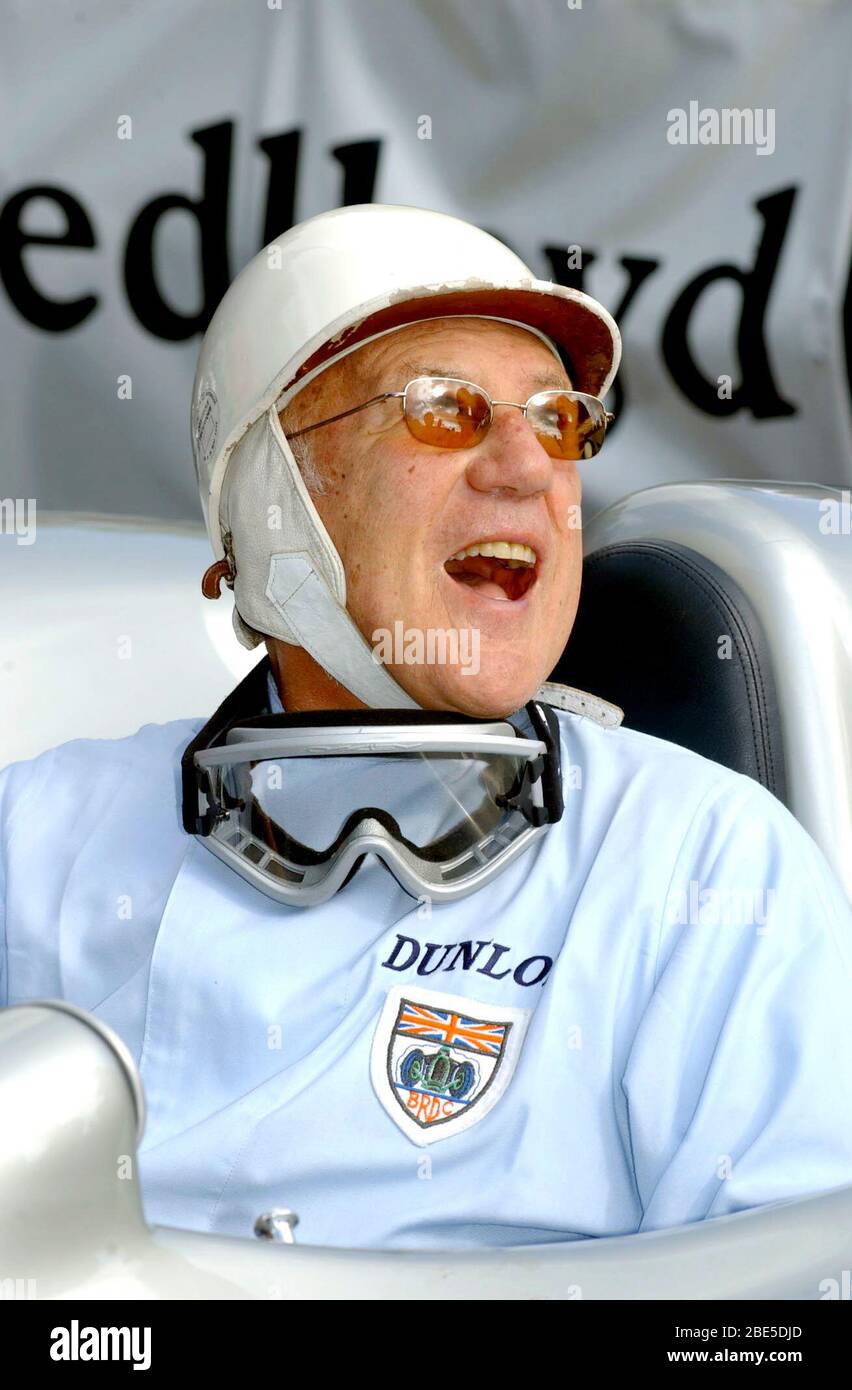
[191,203,621,709]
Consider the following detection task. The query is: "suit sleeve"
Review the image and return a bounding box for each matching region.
[622,775,852,1231]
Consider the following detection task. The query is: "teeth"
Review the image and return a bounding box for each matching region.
[448,541,537,566]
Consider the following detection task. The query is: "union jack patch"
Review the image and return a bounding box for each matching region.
[370,984,531,1146]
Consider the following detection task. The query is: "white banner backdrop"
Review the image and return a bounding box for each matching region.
[1,0,850,526]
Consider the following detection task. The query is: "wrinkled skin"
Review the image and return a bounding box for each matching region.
[268,317,584,717]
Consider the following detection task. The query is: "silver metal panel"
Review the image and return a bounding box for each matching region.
[0,513,262,766]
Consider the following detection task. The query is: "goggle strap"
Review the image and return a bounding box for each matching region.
[527,701,565,825]
[495,702,563,828]
[182,657,273,835]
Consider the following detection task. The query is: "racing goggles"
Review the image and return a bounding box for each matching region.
[285,375,614,461]
[182,685,563,908]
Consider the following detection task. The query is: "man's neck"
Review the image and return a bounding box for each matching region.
[266,639,369,712]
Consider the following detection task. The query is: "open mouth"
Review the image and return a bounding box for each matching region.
[443,540,538,602]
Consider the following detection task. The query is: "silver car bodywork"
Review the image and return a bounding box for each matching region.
[2,1001,851,1301]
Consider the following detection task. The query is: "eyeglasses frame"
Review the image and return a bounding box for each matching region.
[282,374,615,451]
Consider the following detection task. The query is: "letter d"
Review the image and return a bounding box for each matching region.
[382,934,421,971]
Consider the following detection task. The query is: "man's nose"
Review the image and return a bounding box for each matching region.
[462,407,555,496]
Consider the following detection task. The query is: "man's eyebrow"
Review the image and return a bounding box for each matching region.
[381,357,572,392]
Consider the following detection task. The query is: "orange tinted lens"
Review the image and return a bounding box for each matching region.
[403,378,491,448]
[527,392,606,460]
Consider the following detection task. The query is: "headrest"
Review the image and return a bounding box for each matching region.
[553,540,787,800]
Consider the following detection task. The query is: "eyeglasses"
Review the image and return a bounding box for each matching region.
[283,375,615,461]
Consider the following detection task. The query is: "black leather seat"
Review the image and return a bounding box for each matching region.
[551,541,787,802]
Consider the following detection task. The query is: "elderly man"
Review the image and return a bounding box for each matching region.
[1,204,851,1252]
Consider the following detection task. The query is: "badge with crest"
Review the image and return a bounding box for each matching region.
[371,984,530,1146]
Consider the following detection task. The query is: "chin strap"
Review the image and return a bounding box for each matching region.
[534,681,623,728]
[266,552,422,710]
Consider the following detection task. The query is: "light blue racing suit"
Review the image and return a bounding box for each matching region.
[1,683,851,1250]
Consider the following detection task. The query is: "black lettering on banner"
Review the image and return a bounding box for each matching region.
[329,139,381,207]
[0,124,839,428]
[123,121,233,341]
[0,185,97,331]
[257,128,302,246]
[545,249,660,424]
[661,186,798,420]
